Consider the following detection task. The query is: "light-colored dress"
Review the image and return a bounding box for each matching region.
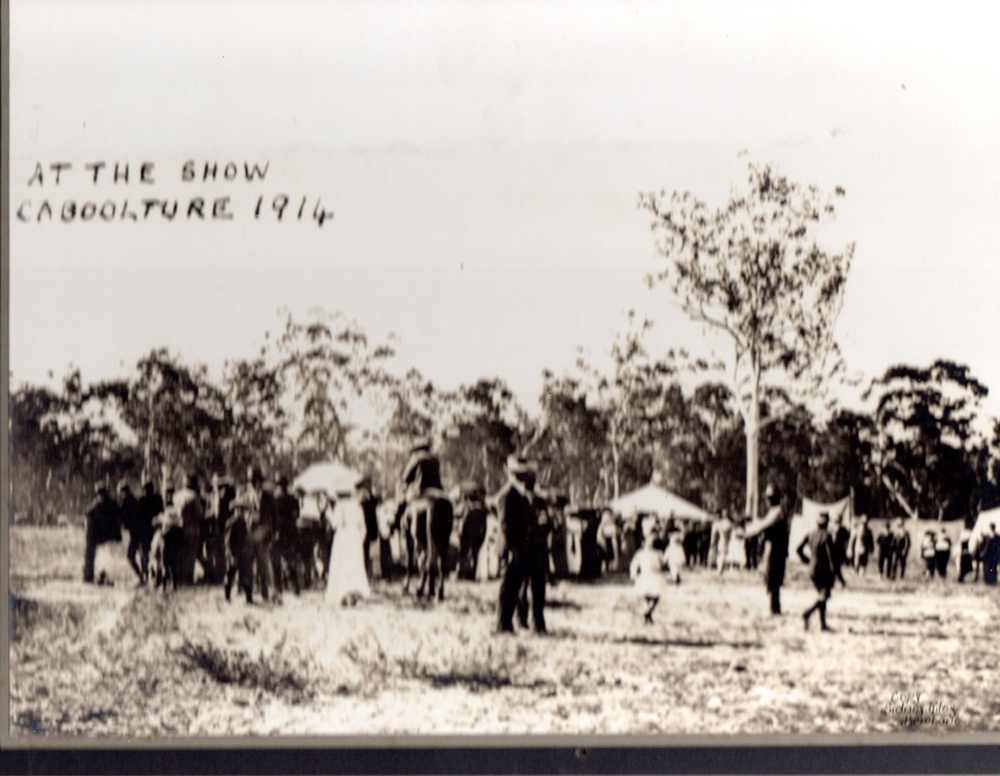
[630,548,665,598]
[325,498,371,604]
[726,527,747,568]
[663,534,687,580]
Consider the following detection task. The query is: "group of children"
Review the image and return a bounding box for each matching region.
[629,529,687,624]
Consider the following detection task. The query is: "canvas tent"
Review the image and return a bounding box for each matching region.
[609,483,712,522]
[971,506,1000,547]
[790,494,967,566]
[789,495,852,560]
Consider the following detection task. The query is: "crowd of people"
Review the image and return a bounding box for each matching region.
[80,440,1000,637]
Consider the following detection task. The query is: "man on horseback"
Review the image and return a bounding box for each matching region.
[400,436,453,599]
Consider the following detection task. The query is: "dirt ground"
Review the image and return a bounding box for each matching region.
[8,524,1000,738]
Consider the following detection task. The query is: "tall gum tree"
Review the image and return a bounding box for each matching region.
[639,162,854,518]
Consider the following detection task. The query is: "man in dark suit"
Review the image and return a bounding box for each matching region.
[83,482,121,583]
[797,511,846,631]
[118,479,145,584]
[135,480,163,583]
[890,518,911,580]
[272,474,302,596]
[173,473,205,585]
[232,466,278,604]
[745,482,790,615]
[496,455,547,634]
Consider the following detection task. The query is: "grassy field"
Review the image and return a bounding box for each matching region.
[9,524,1000,738]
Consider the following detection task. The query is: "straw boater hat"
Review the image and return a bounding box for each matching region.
[411,436,431,453]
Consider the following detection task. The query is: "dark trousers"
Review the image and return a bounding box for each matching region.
[271,540,301,595]
[893,554,907,579]
[768,585,781,614]
[224,520,253,602]
[498,548,548,633]
[935,551,950,579]
[126,529,151,582]
[251,536,277,601]
[83,520,99,583]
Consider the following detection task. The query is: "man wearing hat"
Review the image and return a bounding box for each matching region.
[401,436,450,596]
[230,466,279,604]
[173,472,205,586]
[402,436,444,503]
[271,473,302,597]
[83,482,122,583]
[118,479,144,584]
[136,479,164,583]
[496,455,547,634]
[890,517,911,580]
[745,482,791,615]
[796,511,845,631]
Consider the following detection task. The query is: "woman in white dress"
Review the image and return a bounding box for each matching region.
[325,481,371,606]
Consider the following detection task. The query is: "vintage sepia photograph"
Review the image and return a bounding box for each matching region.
[5,0,1000,743]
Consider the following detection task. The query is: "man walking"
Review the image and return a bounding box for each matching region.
[745,482,790,615]
[496,455,547,634]
[797,512,846,632]
[118,479,145,584]
[83,482,122,584]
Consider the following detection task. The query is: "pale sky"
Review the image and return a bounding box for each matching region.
[9,0,1000,420]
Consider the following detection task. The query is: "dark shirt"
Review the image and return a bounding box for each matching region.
[119,491,140,534]
[798,527,843,590]
[402,451,444,495]
[86,494,122,544]
[275,492,301,542]
[497,481,538,556]
[138,491,164,525]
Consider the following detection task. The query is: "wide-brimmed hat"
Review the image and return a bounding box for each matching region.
[411,436,431,452]
[817,511,830,527]
[117,478,130,492]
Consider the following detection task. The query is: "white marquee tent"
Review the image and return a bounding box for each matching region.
[609,483,712,522]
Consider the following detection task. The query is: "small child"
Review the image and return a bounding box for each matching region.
[630,532,665,624]
[663,531,687,584]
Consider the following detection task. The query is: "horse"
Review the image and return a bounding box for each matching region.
[393,492,454,601]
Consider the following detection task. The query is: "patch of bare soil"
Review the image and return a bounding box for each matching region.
[9,525,1000,737]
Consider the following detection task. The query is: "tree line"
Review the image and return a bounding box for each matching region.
[10,162,1000,525]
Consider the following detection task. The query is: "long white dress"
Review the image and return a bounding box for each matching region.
[325,498,371,604]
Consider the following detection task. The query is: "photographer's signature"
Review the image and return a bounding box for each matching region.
[881,692,959,727]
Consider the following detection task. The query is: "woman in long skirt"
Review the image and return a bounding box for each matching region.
[325,482,371,606]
